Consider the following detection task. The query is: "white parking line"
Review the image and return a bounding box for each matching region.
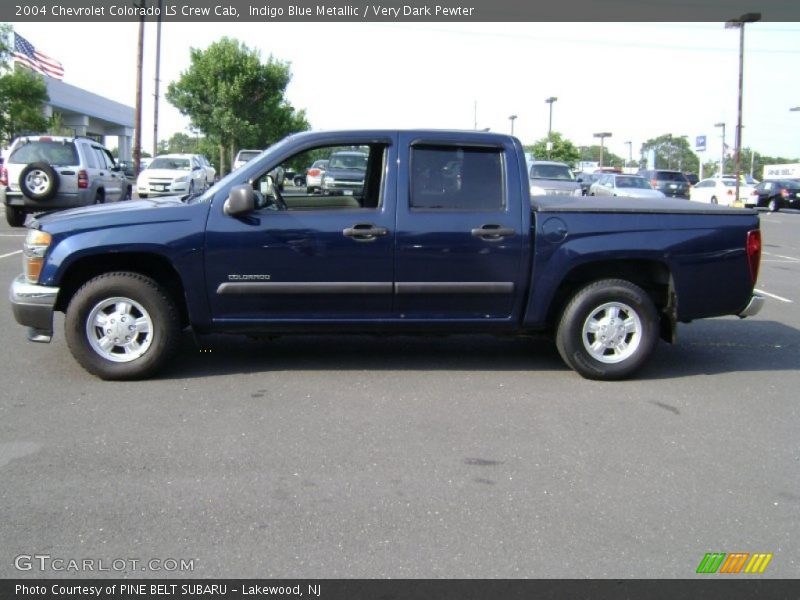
[763,251,800,262]
[754,288,793,303]
[0,250,22,259]
[0,234,25,237]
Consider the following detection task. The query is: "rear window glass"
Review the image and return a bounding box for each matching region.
[530,164,574,180]
[655,171,688,182]
[9,141,78,166]
[616,176,651,189]
[237,151,261,162]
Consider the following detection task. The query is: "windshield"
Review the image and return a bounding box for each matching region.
[328,153,368,170]
[531,164,574,180]
[237,151,261,162]
[10,141,78,166]
[150,157,190,170]
[616,176,651,189]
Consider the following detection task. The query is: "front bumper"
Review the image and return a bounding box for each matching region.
[738,293,764,318]
[9,274,59,342]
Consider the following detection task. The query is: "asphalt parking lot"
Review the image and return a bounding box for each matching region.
[0,208,798,579]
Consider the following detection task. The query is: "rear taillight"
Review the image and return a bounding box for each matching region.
[77,170,88,189]
[308,168,320,176]
[727,189,734,196]
[0,167,7,187]
[746,229,761,284]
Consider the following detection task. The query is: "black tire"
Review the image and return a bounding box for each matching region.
[124,186,132,200]
[139,193,148,199]
[556,279,659,381]
[306,187,314,194]
[94,190,105,205]
[294,176,304,187]
[65,272,181,380]
[768,198,780,212]
[5,205,26,227]
[710,196,718,205]
[19,162,60,201]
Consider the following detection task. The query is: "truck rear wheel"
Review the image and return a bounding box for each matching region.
[65,272,181,380]
[556,279,659,380]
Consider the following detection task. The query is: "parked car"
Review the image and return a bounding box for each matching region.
[321,151,368,196]
[637,169,691,199]
[689,177,755,206]
[194,154,216,186]
[9,129,762,382]
[305,159,329,194]
[1,135,129,227]
[529,161,581,196]
[574,172,601,196]
[233,149,261,171]
[588,174,666,199]
[746,179,800,212]
[136,154,207,198]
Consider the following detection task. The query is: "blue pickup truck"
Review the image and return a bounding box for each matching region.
[9,130,763,381]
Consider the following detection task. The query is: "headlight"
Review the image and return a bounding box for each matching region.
[530,185,546,196]
[23,229,52,283]
[174,175,189,183]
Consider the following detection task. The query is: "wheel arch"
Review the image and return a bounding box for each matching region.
[54,252,189,327]
[546,259,676,342]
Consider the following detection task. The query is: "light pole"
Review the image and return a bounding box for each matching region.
[509,115,517,136]
[593,132,612,168]
[624,141,632,168]
[791,107,800,112]
[545,97,557,159]
[714,122,726,177]
[726,12,760,204]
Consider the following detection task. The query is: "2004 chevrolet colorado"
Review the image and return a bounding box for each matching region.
[9,130,763,380]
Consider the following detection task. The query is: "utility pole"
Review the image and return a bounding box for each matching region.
[714,122,726,177]
[593,132,612,168]
[625,140,632,168]
[509,114,517,136]
[473,100,477,130]
[545,97,557,159]
[726,12,760,204]
[133,1,145,177]
[152,0,163,158]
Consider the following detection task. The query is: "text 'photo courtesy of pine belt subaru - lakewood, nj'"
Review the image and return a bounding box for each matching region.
[9,130,764,382]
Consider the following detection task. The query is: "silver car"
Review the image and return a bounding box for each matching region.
[589,174,666,199]
[529,161,582,196]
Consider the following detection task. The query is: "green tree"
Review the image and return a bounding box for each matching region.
[166,37,309,176]
[524,131,580,166]
[641,134,698,173]
[578,145,625,169]
[0,25,50,146]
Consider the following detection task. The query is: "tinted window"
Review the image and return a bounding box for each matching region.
[655,171,688,182]
[237,151,261,162]
[411,145,504,211]
[9,141,79,166]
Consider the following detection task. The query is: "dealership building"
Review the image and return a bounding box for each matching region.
[43,78,135,161]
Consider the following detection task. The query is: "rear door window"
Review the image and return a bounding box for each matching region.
[410,145,504,211]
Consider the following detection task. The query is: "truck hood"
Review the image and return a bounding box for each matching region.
[31,197,205,234]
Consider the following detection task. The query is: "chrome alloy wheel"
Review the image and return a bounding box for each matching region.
[581,301,642,364]
[24,169,51,195]
[85,297,154,362]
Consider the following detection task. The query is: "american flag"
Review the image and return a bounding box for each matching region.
[13,32,64,79]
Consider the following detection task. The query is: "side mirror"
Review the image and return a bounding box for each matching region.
[223,184,256,216]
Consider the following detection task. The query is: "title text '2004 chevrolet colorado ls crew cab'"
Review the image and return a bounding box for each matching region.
[9,130,763,381]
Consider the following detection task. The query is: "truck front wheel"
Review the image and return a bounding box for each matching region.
[556,279,659,380]
[65,272,181,380]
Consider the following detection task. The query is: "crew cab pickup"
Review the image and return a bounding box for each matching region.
[9,130,763,381]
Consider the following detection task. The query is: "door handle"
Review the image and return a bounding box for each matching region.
[343,223,389,241]
[471,224,516,240]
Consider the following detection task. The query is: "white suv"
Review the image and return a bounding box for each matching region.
[1,135,130,227]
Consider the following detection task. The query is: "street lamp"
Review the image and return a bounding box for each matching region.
[509,115,517,136]
[593,132,612,168]
[545,97,557,159]
[624,141,632,168]
[714,122,726,177]
[791,107,800,112]
[726,12,760,204]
